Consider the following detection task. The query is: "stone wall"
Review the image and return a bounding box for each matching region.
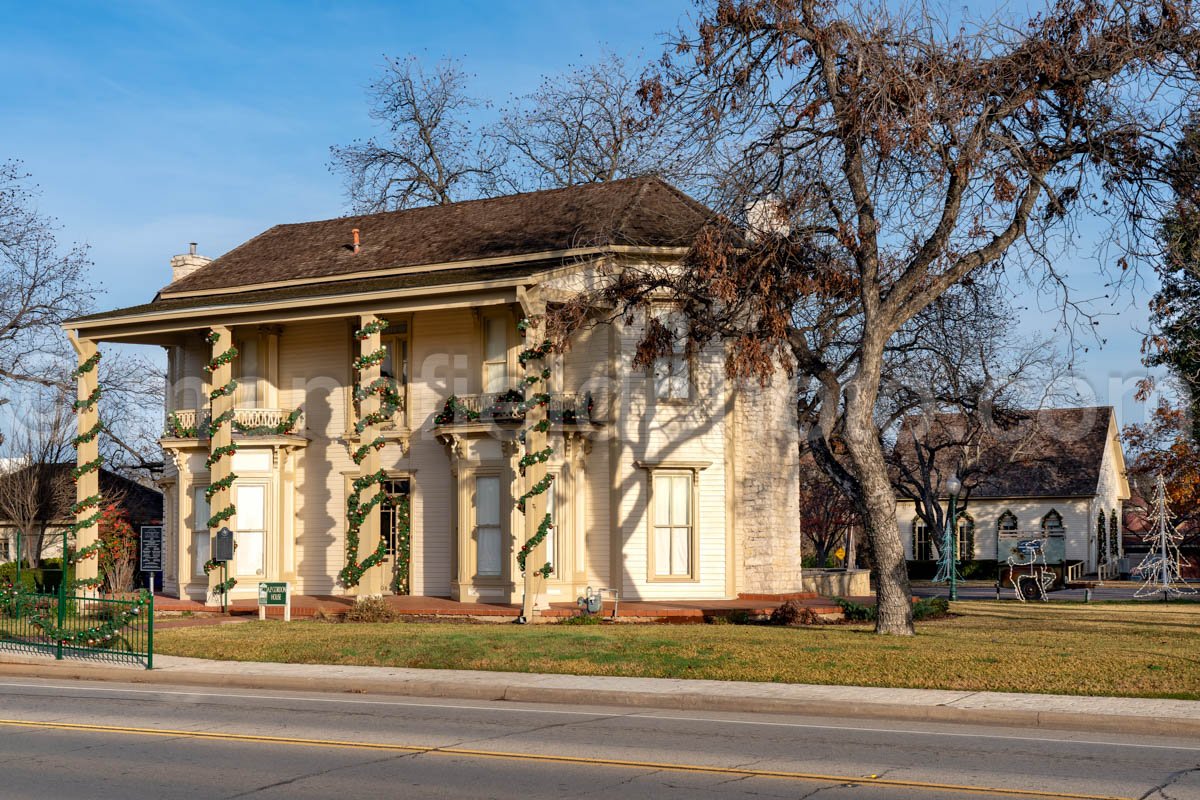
[734,371,803,593]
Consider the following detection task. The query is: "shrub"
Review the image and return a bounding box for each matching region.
[834,597,876,622]
[343,596,396,623]
[912,596,951,621]
[559,612,602,625]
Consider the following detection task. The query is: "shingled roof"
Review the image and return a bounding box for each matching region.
[894,406,1117,499]
[160,177,713,296]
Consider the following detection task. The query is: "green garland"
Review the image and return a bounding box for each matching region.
[434,395,481,425]
[515,318,554,581]
[72,387,102,410]
[71,457,104,481]
[25,589,151,646]
[389,494,411,595]
[70,351,101,378]
[209,379,238,399]
[339,320,403,589]
[71,421,104,447]
[205,442,239,468]
[205,328,240,599]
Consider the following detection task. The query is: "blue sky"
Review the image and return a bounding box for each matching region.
[0,0,1165,424]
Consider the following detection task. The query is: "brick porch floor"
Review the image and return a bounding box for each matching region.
[153,591,859,622]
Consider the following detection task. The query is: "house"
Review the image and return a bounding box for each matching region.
[63,178,805,607]
[894,406,1130,579]
[0,465,162,564]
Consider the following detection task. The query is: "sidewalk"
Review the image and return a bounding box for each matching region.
[1,650,1196,737]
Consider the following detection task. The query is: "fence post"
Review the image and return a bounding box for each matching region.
[56,531,66,661]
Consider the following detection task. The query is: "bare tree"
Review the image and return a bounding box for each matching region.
[884,282,1068,549]
[0,396,73,566]
[799,453,862,568]
[556,0,1200,633]
[490,51,694,192]
[0,162,91,399]
[329,57,500,212]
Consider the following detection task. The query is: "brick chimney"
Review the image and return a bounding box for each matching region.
[169,242,211,283]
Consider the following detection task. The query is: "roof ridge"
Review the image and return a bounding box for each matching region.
[272,176,659,230]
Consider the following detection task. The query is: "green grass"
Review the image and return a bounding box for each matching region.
[154,601,1200,699]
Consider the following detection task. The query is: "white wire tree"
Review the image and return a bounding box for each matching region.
[1133,474,1196,599]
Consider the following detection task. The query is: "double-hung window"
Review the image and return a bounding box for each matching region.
[483,315,509,394]
[651,306,689,401]
[193,487,211,577]
[652,472,694,578]
[475,475,503,577]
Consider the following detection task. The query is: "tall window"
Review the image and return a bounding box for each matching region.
[483,315,509,394]
[912,519,933,561]
[475,475,502,577]
[379,478,411,557]
[237,337,259,407]
[193,487,211,577]
[651,306,689,401]
[234,484,266,577]
[0,533,11,562]
[545,474,558,577]
[652,472,693,577]
[997,510,1018,534]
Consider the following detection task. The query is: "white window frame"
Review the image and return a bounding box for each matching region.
[192,485,211,577]
[474,473,504,579]
[233,482,268,578]
[481,312,511,395]
[648,470,697,581]
[650,304,690,402]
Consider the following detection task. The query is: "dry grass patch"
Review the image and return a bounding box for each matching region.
[154,601,1200,699]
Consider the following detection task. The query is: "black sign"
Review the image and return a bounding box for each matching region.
[139,526,164,572]
[214,526,235,562]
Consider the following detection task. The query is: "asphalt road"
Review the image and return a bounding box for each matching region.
[0,678,1196,799]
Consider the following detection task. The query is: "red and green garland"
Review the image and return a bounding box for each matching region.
[339,319,404,588]
[204,329,239,598]
[515,318,555,581]
[67,348,106,592]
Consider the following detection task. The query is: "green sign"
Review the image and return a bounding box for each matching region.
[258,582,288,606]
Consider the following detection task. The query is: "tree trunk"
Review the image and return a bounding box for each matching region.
[844,356,915,635]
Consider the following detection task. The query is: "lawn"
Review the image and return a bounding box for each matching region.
[154,601,1200,699]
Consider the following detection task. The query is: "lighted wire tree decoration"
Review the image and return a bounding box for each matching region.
[932,474,962,599]
[1133,474,1196,600]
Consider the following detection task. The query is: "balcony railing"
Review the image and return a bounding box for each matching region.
[164,408,305,439]
[434,391,597,427]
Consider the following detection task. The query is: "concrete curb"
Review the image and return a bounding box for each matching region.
[0,658,1195,738]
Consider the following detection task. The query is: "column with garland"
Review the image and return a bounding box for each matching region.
[205,326,238,599]
[69,335,103,592]
[517,314,554,621]
[339,315,402,597]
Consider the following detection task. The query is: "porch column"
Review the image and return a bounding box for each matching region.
[354,313,385,597]
[70,335,100,589]
[207,325,236,599]
[520,312,551,618]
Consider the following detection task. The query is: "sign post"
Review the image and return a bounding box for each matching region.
[214,527,235,614]
[257,581,290,621]
[139,525,164,594]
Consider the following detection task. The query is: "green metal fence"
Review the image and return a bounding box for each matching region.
[0,532,154,669]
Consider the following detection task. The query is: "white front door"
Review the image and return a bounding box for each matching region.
[235,483,267,578]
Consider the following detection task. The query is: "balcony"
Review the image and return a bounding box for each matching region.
[434,391,598,427]
[163,407,306,440]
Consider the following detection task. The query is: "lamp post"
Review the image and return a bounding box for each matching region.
[946,473,962,601]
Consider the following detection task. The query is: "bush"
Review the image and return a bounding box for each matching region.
[0,560,71,593]
[835,595,952,623]
[559,612,602,625]
[835,597,876,622]
[912,596,951,620]
[343,596,396,623]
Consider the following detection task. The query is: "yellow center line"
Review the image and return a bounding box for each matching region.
[0,718,1132,800]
